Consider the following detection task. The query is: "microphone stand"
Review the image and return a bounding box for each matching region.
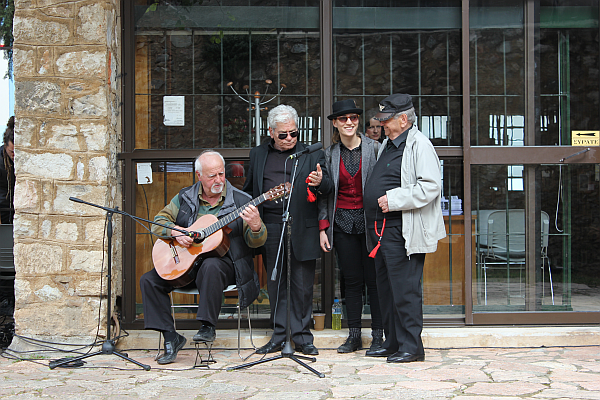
[49,197,172,371]
[227,156,324,378]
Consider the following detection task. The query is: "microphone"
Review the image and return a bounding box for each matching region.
[288,142,323,159]
[190,230,205,243]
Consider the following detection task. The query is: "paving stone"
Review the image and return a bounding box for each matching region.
[580,381,600,391]
[551,369,600,382]
[406,366,491,384]
[453,397,523,400]
[531,361,578,371]
[331,383,395,398]
[246,391,327,399]
[0,346,598,398]
[488,370,550,384]
[464,382,547,396]
[484,360,550,373]
[533,389,600,399]
[43,385,88,395]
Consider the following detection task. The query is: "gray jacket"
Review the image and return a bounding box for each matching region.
[318,133,380,249]
[175,180,262,309]
[379,125,446,255]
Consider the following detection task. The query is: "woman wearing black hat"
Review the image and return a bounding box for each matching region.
[318,99,384,354]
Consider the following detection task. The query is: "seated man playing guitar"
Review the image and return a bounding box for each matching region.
[141,150,267,365]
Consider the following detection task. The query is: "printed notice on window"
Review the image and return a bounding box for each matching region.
[136,162,153,185]
[163,96,185,126]
[572,131,599,146]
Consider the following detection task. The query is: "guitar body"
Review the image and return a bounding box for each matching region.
[151,183,288,288]
[152,214,231,288]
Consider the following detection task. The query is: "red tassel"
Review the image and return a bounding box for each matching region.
[368,242,380,258]
[369,219,386,258]
[305,177,317,202]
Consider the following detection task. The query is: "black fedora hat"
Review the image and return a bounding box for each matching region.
[374,93,413,121]
[327,99,363,120]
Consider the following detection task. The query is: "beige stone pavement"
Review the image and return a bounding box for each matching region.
[2,328,600,399]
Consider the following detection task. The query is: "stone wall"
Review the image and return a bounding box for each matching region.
[11,0,121,344]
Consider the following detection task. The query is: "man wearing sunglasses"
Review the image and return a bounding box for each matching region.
[243,104,333,356]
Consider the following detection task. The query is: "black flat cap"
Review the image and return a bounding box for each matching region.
[327,99,363,120]
[374,94,413,121]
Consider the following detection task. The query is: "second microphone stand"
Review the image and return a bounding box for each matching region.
[227,157,324,378]
[49,197,197,370]
[50,198,151,370]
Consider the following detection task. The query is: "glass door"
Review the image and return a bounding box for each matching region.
[469,0,600,322]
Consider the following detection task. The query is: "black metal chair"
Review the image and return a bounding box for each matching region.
[155,284,256,366]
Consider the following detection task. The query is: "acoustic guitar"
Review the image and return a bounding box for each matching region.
[152,184,287,287]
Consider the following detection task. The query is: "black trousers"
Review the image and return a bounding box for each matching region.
[368,225,426,355]
[264,222,316,345]
[140,256,235,331]
[0,207,13,224]
[333,230,383,330]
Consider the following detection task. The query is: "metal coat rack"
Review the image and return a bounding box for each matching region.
[227,80,285,146]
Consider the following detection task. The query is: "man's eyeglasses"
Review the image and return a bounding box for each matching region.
[277,130,299,140]
[336,114,359,124]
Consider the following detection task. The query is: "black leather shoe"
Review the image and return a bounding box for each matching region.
[295,342,319,355]
[193,325,216,343]
[256,340,283,354]
[365,346,396,357]
[157,333,186,365]
[387,351,425,363]
[337,336,362,353]
[367,336,384,353]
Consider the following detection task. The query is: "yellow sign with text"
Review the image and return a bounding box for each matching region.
[572,131,600,146]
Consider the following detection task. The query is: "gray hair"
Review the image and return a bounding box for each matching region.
[393,107,417,124]
[268,104,298,130]
[195,150,225,176]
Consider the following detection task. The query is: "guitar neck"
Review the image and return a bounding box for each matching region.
[202,193,268,237]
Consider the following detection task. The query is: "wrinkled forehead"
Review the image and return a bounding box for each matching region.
[199,155,225,176]
[272,120,297,132]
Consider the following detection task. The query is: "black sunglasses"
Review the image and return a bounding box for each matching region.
[277,130,299,140]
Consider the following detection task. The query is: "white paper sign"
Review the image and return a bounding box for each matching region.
[137,162,153,185]
[163,96,185,126]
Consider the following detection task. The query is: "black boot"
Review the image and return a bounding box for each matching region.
[337,328,362,353]
[365,329,384,356]
[337,336,362,353]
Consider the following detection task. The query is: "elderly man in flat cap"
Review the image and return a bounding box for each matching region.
[363,93,446,363]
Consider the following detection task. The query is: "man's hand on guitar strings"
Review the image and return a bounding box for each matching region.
[241,204,262,232]
[172,225,194,248]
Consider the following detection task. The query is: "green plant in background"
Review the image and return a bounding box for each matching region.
[0,0,13,79]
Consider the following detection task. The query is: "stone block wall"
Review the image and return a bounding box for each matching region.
[11,0,122,343]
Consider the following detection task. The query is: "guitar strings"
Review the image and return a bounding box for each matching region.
[203,193,267,237]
